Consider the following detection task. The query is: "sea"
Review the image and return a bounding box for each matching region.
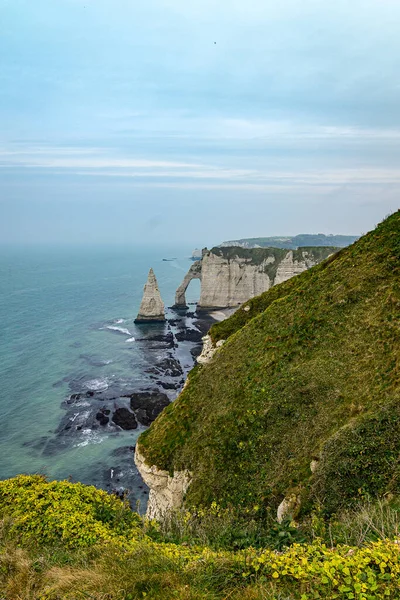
[0,244,201,509]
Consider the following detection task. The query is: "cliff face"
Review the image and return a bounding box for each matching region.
[135,268,165,323]
[198,252,271,309]
[273,249,324,285]
[174,247,336,310]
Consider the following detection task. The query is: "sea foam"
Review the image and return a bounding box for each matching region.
[83,378,109,392]
[74,429,105,448]
[106,326,131,336]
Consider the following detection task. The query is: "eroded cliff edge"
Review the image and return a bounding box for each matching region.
[134,445,192,520]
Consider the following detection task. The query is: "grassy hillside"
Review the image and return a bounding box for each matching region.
[139,211,400,516]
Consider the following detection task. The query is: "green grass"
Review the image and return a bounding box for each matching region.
[139,211,400,516]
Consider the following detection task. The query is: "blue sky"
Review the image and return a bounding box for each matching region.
[1,0,400,245]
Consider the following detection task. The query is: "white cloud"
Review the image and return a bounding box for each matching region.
[2,136,400,199]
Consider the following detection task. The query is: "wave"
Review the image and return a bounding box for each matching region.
[74,429,105,448]
[115,319,125,324]
[125,337,135,343]
[83,378,109,392]
[106,326,131,336]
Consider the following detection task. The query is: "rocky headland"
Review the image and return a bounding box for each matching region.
[174,246,336,309]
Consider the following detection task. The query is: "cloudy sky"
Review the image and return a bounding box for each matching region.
[1,0,399,245]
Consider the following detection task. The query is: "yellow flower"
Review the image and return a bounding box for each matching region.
[272,571,279,579]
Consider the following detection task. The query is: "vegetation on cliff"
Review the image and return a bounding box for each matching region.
[2,475,400,599]
[139,211,400,516]
[210,245,335,269]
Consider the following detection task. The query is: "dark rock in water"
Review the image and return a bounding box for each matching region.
[167,318,183,326]
[96,412,109,426]
[112,408,138,430]
[96,406,111,426]
[144,356,183,378]
[175,328,203,343]
[103,457,149,511]
[130,391,170,426]
[144,366,161,376]
[111,445,135,457]
[190,345,203,359]
[193,317,215,335]
[155,356,183,377]
[144,332,173,343]
[169,305,189,314]
[137,331,175,348]
[156,380,180,390]
[66,390,95,404]
[134,408,149,425]
[149,343,177,350]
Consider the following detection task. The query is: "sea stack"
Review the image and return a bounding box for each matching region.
[135,268,166,323]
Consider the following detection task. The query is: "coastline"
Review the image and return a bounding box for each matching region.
[45,307,218,510]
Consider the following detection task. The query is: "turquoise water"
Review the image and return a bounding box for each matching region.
[0,244,200,493]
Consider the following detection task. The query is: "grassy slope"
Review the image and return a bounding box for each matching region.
[139,211,400,515]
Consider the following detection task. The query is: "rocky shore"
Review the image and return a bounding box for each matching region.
[25,308,216,509]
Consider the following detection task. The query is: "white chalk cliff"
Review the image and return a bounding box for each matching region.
[274,250,321,285]
[174,247,334,310]
[135,268,165,323]
[196,335,225,365]
[134,445,191,520]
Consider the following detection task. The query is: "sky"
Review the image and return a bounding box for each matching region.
[1,0,400,246]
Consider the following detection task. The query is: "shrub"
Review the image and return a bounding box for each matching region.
[0,474,142,549]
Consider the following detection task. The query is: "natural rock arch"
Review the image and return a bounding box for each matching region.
[173,261,202,308]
